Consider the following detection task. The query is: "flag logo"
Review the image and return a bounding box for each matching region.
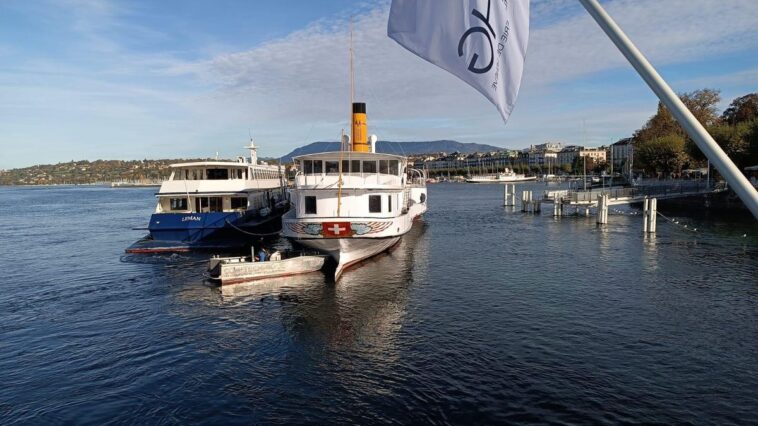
[388,0,530,123]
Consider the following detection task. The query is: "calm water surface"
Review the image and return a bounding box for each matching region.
[1,184,756,424]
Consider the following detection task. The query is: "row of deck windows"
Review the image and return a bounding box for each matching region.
[304,194,394,215]
[177,168,280,181]
[168,196,247,212]
[301,160,400,176]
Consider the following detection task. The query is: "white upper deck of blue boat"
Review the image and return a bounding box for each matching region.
[158,142,282,196]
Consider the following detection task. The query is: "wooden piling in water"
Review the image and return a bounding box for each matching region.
[643,197,657,233]
[503,184,515,206]
[596,194,608,224]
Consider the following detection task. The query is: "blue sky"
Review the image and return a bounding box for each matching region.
[1,0,757,169]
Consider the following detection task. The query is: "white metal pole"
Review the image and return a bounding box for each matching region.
[643,197,649,232]
[578,0,758,220]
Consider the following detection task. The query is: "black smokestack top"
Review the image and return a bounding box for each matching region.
[352,102,366,114]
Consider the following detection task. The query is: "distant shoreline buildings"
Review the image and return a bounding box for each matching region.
[412,138,635,176]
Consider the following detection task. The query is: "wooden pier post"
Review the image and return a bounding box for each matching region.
[596,194,608,224]
[503,184,515,206]
[643,197,649,232]
[643,197,657,233]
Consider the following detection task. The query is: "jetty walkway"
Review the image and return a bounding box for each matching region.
[541,181,724,207]
[505,180,727,231]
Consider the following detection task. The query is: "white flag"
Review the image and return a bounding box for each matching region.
[388,0,529,123]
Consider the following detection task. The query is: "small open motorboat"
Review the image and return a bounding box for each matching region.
[207,251,327,285]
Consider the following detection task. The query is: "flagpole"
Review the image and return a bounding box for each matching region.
[578,0,758,219]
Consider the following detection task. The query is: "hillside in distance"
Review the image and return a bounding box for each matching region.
[281,140,502,162]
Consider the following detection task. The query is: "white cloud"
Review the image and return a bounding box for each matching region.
[2,0,757,168]
[180,0,758,154]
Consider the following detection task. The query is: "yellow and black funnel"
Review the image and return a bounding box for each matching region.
[351,102,369,152]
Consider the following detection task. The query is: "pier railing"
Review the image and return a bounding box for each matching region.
[544,180,724,204]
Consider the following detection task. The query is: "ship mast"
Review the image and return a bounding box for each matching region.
[338,21,354,218]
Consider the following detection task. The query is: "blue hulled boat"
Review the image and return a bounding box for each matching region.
[126,141,288,253]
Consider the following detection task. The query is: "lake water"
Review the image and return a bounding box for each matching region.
[1,184,756,424]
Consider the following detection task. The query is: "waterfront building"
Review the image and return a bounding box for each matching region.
[610,138,634,170]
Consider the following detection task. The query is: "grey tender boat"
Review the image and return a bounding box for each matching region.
[207,251,327,285]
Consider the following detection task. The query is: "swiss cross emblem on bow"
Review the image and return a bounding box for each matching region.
[322,222,353,238]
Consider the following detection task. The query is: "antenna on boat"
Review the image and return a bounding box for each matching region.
[244,137,258,165]
[349,18,354,132]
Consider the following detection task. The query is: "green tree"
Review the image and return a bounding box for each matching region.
[722,93,758,125]
[636,134,688,176]
[747,120,758,167]
[634,89,721,143]
[686,118,758,169]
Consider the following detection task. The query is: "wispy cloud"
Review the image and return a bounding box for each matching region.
[186,0,758,149]
[1,0,757,168]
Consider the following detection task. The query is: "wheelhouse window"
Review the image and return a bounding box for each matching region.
[363,160,377,174]
[325,161,339,174]
[369,195,381,213]
[341,160,350,173]
[389,160,399,175]
[303,160,313,174]
[313,160,323,174]
[351,160,360,174]
[206,168,228,180]
[379,160,389,174]
[305,196,317,214]
[170,198,188,211]
[231,197,247,210]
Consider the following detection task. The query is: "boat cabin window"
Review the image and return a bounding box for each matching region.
[387,195,392,212]
[325,161,339,174]
[363,160,377,174]
[305,196,317,214]
[369,195,381,213]
[195,197,223,213]
[313,160,323,174]
[170,198,188,211]
[206,168,229,180]
[303,160,313,174]
[231,197,247,209]
[389,160,399,175]
[235,169,243,179]
[379,160,389,174]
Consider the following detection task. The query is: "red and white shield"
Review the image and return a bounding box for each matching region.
[322,222,352,238]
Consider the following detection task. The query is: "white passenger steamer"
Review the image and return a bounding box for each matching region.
[126,142,288,253]
[282,102,427,279]
[465,169,537,183]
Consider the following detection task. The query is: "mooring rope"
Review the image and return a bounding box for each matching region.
[655,211,699,233]
[225,219,282,237]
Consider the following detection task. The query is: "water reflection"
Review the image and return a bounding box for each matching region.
[642,233,659,271]
[281,224,427,354]
[217,273,325,300]
[189,224,429,359]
